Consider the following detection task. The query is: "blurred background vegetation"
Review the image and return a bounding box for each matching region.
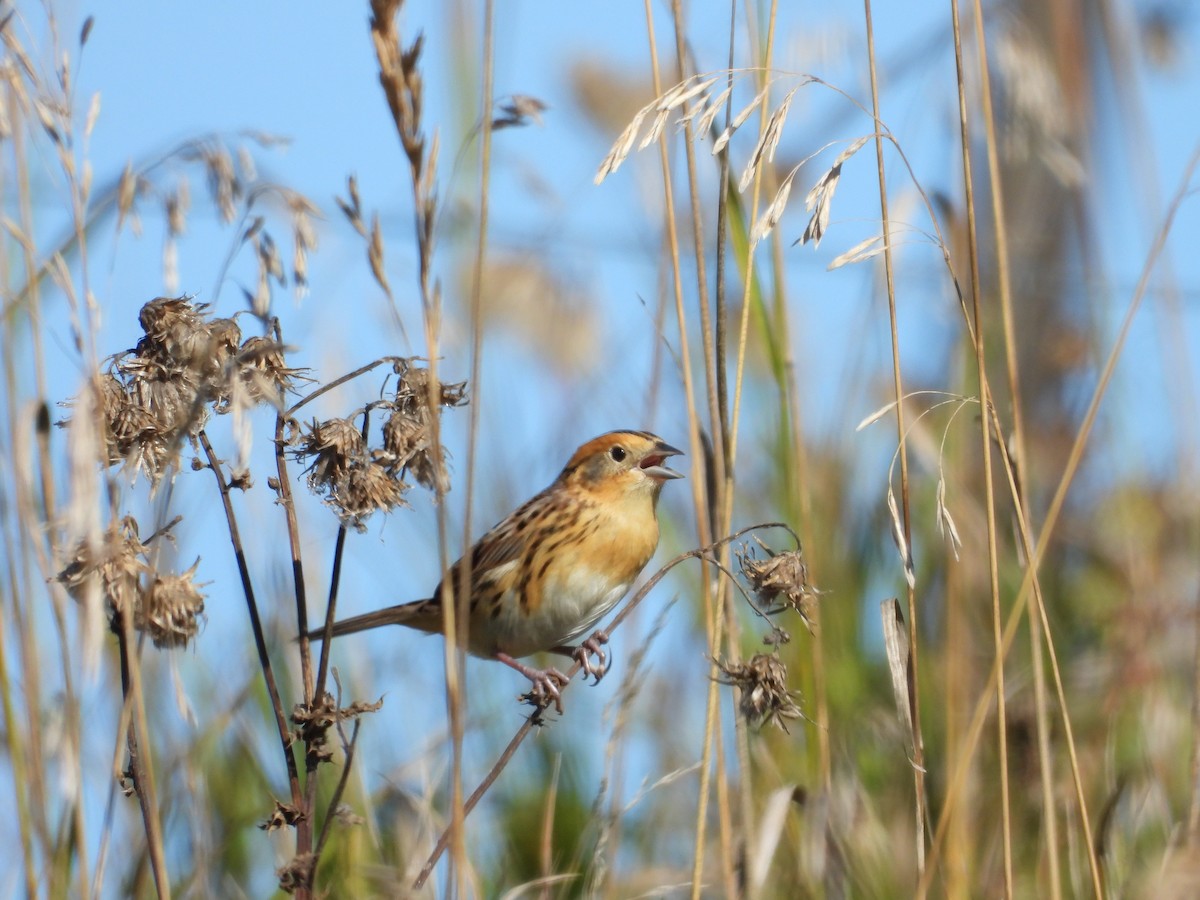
[1,0,1199,896]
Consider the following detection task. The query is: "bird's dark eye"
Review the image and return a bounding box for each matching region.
[609,445,627,462]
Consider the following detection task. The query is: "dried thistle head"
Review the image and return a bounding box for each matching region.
[64,298,262,484]
[334,461,409,528]
[97,372,157,465]
[136,561,206,648]
[126,358,208,438]
[381,407,424,466]
[738,540,819,631]
[392,362,467,415]
[57,516,148,614]
[379,406,447,492]
[203,317,242,378]
[230,336,305,409]
[714,653,803,732]
[379,362,467,491]
[296,417,365,490]
[137,296,213,369]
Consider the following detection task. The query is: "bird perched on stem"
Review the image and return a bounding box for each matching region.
[307,430,684,711]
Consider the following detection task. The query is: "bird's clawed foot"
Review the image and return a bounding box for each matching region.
[497,652,570,714]
[557,630,610,685]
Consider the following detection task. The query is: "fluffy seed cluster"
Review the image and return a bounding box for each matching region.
[291,360,466,529]
[67,296,302,484]
[738,541,820,632]
[57,517,206,649]
[715,653,803,732]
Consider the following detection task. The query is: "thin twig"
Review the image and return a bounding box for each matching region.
[285,355,408,418]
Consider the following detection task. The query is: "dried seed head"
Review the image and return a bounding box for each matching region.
[335,461,409,528]
[276,853,315,895]
[203,145,240,223]
[65,297,254,484]
[137,561,206,648]
[492,93,548,129]
[292,691,338,744]
[738,541,819,631]
[393,363,467,415]
[259,801,304,833]
[405,441,449,494]
[204,317,242,377]
[296,418,364,489]
[232,336,304,408]
[380,363,466,491]
[381,408,426,469]
[137,296,212,367]
[57,516,148,615]
[128,362,207,437]
[165,178,190,237]
[98,373,155,463]
[715,653,803,732]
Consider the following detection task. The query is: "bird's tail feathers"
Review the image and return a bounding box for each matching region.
[304,599,435,642]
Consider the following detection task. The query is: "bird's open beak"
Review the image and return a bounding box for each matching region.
[640,443,685,481]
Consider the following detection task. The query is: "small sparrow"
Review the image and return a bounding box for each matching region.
[307,430,683,710]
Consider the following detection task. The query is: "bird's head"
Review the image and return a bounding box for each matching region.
[561,430,685,500]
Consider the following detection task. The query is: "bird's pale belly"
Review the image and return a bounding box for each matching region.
[481,566,633,658]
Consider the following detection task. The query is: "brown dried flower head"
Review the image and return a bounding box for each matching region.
[297,417,365,489]
[227,335,304,409]
[203,317,243,380]
[57,516,148,614]
[336,460,409,527]
[63,296,309,484]
[715,653,803,732]
[738,540,819,631]
[378,362,467,492]
[393,362,468,415]
[61,298,249,483]
[98,373,157,465]
[137,561,207,648]
[58,516,205,649]
[137,296,212,367]
[294,417,409,528]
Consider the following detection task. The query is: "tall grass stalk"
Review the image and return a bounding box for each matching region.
[967,1,1063,892]
[948,0,1015,893]
[862,0,928,875]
